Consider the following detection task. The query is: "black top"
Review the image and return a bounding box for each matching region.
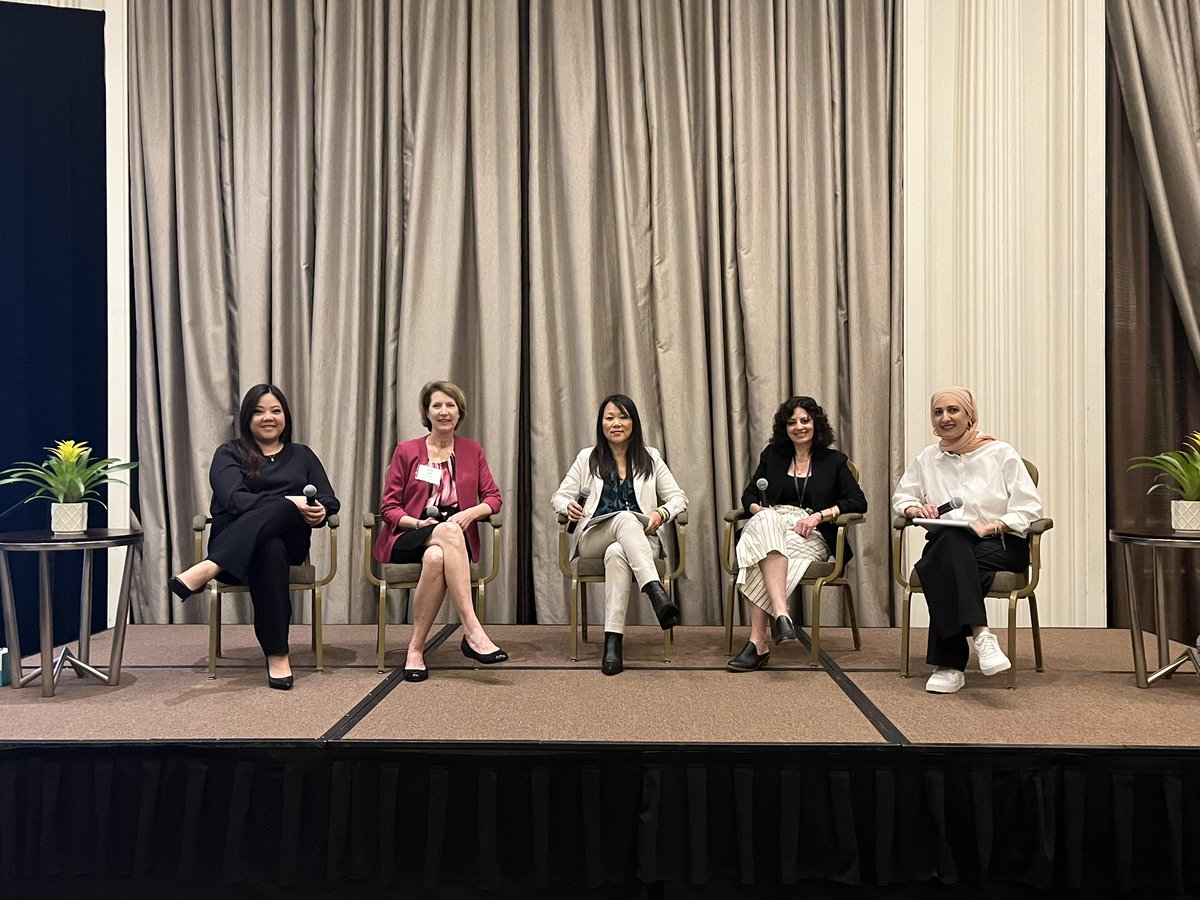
[208,441,340,534]
[740,446,867,562]
[593,471,642,519]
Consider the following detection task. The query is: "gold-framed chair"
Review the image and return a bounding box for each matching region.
[893,458,1054,688]
[557,511,687,663]
[192,513,339,678]
[362,512,503,673]
[720,461,865,664]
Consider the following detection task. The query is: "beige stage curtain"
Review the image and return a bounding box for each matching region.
[129,0,900,632]
[527,0,900,627]
[1106,36,1200,640]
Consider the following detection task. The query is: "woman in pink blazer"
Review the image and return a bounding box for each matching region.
[373,380,506,681]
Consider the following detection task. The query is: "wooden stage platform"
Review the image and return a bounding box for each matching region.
[1,624,1198,896]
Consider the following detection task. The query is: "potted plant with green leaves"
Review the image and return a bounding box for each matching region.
[1128,432,1200,532]
[0,440,137,534]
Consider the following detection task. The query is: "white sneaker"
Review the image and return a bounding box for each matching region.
[925,667,965,693]
[974,631,1011,676]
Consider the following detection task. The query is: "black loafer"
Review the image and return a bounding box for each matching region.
[772,614,798,644]
[601,632,624,676]
[402,667,428,682]
[461,637,508,664]
[727,641,770,672]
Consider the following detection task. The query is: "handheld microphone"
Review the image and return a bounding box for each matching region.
[424,503,444,522]
[303,484,318,506]
[566,484,592,535]
[756,477,769,508]
[936,496,964,516]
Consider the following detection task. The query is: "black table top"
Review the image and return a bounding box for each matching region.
[0,528,143,550]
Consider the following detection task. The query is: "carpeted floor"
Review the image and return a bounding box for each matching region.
[4,624,1196,746]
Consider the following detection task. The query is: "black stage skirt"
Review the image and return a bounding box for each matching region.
[389,505,459,564]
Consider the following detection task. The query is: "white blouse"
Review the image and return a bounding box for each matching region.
[891,440,1043,536]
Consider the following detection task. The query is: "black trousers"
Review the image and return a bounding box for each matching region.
[208,499,311,657]
[914,527,1029,671]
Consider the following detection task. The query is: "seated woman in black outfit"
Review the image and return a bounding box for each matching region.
[727,396,867,672]
[170,384,339,690]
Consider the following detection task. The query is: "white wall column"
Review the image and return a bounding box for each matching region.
[903,0,1106,626]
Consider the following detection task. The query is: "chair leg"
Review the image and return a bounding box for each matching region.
[477,582,487,622]
[809,582,824,667]
[313,587,324,673]
[1007,594,1019,689]
[900,588,913,678]
[569,578,580,662]
[662,578,672,662]
[207,586,220,679]
[377,583,388,674]
[580,582,589,644]
[725,580,736,656]
[1028,592,1044,672]
[842,580,860,650]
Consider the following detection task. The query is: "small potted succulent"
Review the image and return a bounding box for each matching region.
[1128,432,1200,532]
[0,440,137,534]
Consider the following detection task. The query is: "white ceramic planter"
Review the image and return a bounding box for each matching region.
[50,502,87,534]
[1171,500,1200,532]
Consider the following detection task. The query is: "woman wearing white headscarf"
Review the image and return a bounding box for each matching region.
[891,387,1043,694]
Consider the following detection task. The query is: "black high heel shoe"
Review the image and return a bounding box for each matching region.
[772,614,798,644]
[169,575,198,602]
[461,637,508,664]
[266,659,293,691]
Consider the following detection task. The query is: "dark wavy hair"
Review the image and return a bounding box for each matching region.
[767,396,835,454]
[235,383,294,477]
[588,393,653,481]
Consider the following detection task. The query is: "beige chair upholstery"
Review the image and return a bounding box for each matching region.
[192,513,339,678]
[362,512,503,672]
[556,511,687,663]
[893,458,1054,688]
[720,461,864,664]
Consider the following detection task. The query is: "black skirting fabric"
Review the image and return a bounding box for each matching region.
[913,528,1030,670]
[2,743,1199,895]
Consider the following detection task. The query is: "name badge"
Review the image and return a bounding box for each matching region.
[416,464,442,486]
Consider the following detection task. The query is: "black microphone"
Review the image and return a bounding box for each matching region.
[566,484,592,534]
[424,503,445,522]
[303,484,318,506]
[936,496,964,516]
[756,477,769,508]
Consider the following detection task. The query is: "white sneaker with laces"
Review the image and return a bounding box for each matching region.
[974,630,1011,676]
[925,667,965,693]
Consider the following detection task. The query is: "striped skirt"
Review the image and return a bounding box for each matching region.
[735,505,831,614]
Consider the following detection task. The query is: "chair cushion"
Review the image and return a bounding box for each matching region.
[804,561,836,579]
[215,564,317,590]
[570,557,669,579]
[908,569,1028,592]
[379,562,486,585]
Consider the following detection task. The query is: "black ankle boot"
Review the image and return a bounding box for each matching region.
[602,632,624,675]
[641,581,680,630]
[772,614,799,644]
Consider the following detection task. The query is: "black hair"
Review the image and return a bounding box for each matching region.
[588,393,653,481]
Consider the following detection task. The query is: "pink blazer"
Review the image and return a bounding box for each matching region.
[372,435,503,563]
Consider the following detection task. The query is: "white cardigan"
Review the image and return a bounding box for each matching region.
[552,446,688,547]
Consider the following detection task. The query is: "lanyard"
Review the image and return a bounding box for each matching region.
[792,460,811,511]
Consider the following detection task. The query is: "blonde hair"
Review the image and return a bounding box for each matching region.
[419,380,467,431]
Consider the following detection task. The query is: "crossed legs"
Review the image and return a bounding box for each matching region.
[746,550,790,654]
[405,523,499,673]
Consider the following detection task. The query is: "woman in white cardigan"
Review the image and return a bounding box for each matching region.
[552,393,688,675]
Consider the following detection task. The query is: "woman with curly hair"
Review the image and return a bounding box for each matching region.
[727,396,867,672]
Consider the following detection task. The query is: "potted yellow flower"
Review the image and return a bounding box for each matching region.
[0,440,137,534]
[1128,432,1200,532]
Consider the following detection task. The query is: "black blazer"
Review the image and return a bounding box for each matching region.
[740,446,867,563]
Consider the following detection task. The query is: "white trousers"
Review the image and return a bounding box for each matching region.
[575,511,662,634]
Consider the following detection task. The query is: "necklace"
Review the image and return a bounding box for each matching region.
[791,454,812,511]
